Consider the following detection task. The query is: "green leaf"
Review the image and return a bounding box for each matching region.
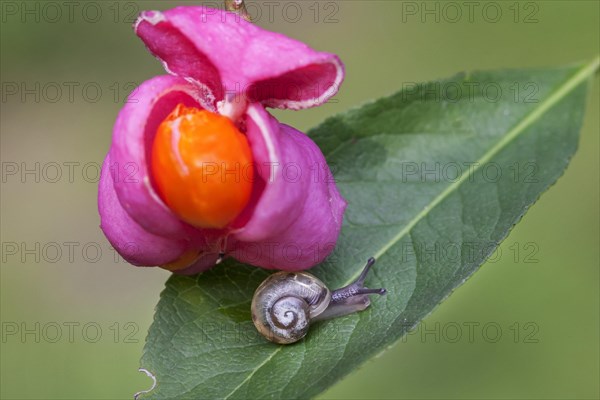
[136,58,599,400]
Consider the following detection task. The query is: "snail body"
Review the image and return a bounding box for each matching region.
[251,258,386,344]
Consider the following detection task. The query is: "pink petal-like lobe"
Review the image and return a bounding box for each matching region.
[98,152,190,266]
[229,104,346,270]
[135,6,344,110]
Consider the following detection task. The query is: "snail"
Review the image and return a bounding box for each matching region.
[251,257,386,344]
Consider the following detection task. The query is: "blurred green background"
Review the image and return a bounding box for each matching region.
[1,1,598,399]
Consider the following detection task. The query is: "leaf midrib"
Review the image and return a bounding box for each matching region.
[340,57,599,288]
[177,57,599,400]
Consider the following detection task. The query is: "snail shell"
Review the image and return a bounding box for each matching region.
[251,271,331,344]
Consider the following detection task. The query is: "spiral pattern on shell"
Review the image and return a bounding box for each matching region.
[251,271,331,344]
[267,296,309,343]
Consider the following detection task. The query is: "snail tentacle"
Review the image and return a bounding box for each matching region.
[314,258,386,322]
